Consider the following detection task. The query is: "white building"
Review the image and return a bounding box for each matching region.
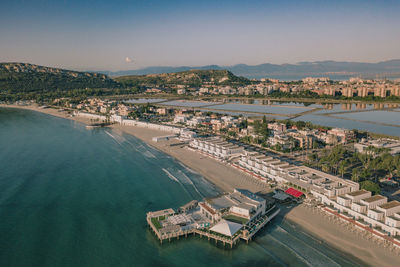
[354,139,400,155]
[186,116,204,127]
[199,189,266,224]
[312,189,400,237]
[174,114,190,124]
[229,189,266,220]
[189,137,244,160]
[121,119,181,134]
[179,128,197,140]
[238,150,359,194]
[73,111,107,122]
[327,128,355,144]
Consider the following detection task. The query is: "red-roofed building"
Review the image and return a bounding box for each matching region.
[199,202,220,222]
[285,187,304,198]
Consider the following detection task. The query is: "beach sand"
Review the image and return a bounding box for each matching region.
[0,104,93,124]
[285,205,400,267]
[112,124,267,193]
[2,104,399,266]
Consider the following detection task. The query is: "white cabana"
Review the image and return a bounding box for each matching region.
[209,219,242,237]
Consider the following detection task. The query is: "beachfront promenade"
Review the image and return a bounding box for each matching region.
[187,135,400,250]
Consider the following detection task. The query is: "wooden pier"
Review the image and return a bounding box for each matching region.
[193,229,241,248]
[146,205,280,248]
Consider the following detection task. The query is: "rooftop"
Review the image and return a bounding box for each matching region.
[271,162,286,166]
[309,174,323,180]
[209,219,242,237]
[234,189,265,203]
[362,195,386,203]
[262,158,279,163]
[285,187,304,198]
[209,195,235,210]
[236,203,255,211]
[335,185,348,189]
[379,201,400,210]
[388,215,400,221]
[148,208,175,218]
[346,189,370,197]
[280,165,293,169]
[199,202,217,215]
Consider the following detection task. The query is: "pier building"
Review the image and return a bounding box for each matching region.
[146,189,280,248]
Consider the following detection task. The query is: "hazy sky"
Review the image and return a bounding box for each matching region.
[1,0,400,71]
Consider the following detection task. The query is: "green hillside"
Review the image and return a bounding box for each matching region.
[115,69,251,87]
[0,63,119,93]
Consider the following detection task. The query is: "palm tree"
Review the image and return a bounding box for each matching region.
[339,161,347,178]
[352,168,361,182]
[322,164,330,173]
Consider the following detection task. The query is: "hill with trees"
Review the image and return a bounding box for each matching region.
[0,63,119,93]
[115,69,252,88]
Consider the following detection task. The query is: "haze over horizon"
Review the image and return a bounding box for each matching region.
[1,0,400,71]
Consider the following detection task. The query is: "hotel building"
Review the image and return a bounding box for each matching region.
[238,150,359,196]
[189,137,244,160]
[313,189,400,237]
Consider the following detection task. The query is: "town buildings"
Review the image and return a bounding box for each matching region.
[151,76,400,99]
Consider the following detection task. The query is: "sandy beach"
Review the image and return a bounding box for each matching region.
[112,124,267,193]
[0,104,93,124]
[285,205,399,267]
[2,104,400,266]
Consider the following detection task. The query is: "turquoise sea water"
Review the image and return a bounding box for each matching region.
[0,108,362,267]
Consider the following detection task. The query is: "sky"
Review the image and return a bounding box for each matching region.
[1,0,400,71]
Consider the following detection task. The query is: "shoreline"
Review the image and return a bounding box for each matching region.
[283,205,400,267]
[1,104,399,266]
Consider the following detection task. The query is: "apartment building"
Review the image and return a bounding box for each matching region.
[189,137,244,160]
[312,189,400,237]
[238,151,359,196]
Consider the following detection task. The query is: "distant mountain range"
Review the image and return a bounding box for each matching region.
[103,60,400,80]
[2,60,400,95]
